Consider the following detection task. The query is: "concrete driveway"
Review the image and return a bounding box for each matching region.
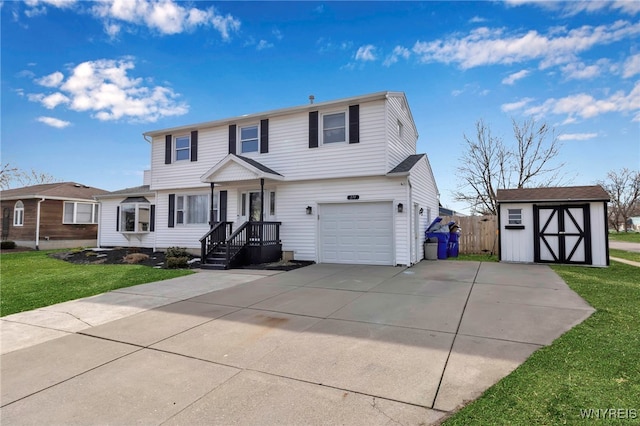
[1,261,594,425]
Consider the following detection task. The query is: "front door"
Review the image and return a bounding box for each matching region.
[239,191,262,223]
[534,204,591,264]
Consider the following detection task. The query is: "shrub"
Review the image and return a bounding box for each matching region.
[1,241,17,250]
[165,247,189,258]
[123,253,150,264]
[166,256,189,269]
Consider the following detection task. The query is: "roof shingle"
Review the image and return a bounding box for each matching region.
[496,185,610,202]
[0,182,108,200]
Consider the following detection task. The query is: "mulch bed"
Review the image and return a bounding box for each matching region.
[50,247,314,271]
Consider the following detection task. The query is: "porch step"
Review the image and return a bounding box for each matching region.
[200,262,227,270]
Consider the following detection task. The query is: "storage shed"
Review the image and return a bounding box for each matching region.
[496,186,610,267]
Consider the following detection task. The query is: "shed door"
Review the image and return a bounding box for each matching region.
[319,202,393,265]
[534,204,592,264]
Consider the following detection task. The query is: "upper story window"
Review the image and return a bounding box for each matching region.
[120,200,151,233]
[508,208,522,225]
[176,194,209,225]
[175,135,190,161]
[240,125,259,153]
[397,120,404,138]
[322,112,346,144]
[13,201,24,226]
[63,202,98,224]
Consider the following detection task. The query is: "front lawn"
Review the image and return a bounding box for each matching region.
[443,260,640,425]
[609,231,640,243]
[609,248,640,263]
[0,250,193,317]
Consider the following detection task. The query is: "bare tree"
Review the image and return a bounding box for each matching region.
[0,163,61,190]
[599,168,640,231]
[454,117,565,215]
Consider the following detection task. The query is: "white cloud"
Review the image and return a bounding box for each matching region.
[355,45,377,62]
[383,46,410,67]
[502,69,530,85]
[622,54,640,78]
[90,0,240,39]
[37,116,71,128]
[524,82,640,122]
[29,58,188,122]
[35,71,64,87]
[469,16,487,24]
[501,97,535,112]
[411,20,640,70]
[256,40,273,50]
[558,132,598,141]
[561,59,611,80]
[504,0,640,16]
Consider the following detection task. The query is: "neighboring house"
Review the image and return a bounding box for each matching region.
[97,91,439,268]
[0,182,108,249]
[439,205,466,217]
[626,217,640,232]
[496,185,610,267]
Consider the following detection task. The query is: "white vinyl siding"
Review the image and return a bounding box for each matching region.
[149,100,388,190]
[500,203,535,263]
[408,156,440,262]
[97,195,156,249]
[386,95,418,171]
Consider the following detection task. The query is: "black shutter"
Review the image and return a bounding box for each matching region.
[349,105,359,144]
[309,111,318,148]
[229,125,237,154]
[168,194,175,228]
[190,130,198,162]
[165,135,172,164]
[220,190,228,222]
[116,206,120,231]
[260,119,269,153]
[149,205,155,232]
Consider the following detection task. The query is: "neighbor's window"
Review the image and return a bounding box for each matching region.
[120,202,150,233]
[175,135,190,161]
[322,112,346,143]
[176,195,208,225]
[240,125,259,153]
[13,200,24,226]
[508,208,522,225]
[63,202,98,224]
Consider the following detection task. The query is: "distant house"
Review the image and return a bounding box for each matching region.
[97,91,440,268]
[0,182,108,249]
[626,217,640,232]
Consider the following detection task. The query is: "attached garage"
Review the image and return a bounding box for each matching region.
[496,186,610,267]
[319,202,394,265]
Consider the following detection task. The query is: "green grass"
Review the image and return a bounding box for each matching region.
[609,248,640,263]
[451,253,498,262]
[0,250,193,317]
[609,232,640,243]
[443,261,640,425]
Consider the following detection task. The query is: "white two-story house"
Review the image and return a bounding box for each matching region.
[96,91,439,268]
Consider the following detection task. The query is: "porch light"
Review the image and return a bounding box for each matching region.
[397,203,403,213]
[419,208,424,215]
[306,206,313,215]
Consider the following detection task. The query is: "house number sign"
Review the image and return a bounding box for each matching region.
[347,195,360,200]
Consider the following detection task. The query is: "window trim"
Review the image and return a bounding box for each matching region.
[321,110,348,145]
[119,202,151,234]
[174,193,211,226]
[239,124,260,154]
[174,134,191,162]
[63,201,99,225]
[508,208,523,225]
[13,200,24,227]
[397,120,403,138]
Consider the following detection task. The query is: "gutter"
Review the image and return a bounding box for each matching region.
[35,197,45,250]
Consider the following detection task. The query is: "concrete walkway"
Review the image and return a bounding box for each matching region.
[0,261,594,425]
[610,240,640,253]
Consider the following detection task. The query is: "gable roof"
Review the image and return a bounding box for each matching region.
[94,185,154,199]
[387,154,426,175]
[0,182,108,201]
[144,91,408,138]
[496,185,610,203]
[201,154,284,184]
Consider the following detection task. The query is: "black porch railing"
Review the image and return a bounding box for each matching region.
[199,221,233,264]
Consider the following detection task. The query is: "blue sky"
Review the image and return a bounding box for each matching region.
[2,0,639,213]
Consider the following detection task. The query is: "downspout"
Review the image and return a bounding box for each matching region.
[35,198,45,250]
[407,178,413,265]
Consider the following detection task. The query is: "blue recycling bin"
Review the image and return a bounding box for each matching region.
[447,232,459,257]
[427,232,449,259]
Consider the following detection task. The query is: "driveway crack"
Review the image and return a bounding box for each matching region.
[371,397,403,425]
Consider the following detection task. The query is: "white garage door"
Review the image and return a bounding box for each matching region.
[319,202,394,265]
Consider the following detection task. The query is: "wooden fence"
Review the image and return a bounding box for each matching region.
[439,215,499,255]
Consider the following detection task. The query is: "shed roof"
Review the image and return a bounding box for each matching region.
[0,182,108,201]
[496,185,610,203]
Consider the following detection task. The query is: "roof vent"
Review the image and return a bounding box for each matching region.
[309,95,315,104]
